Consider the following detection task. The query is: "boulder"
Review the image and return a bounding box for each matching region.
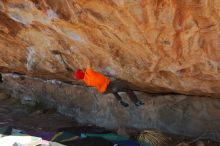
[0,0,219,97]
[1,74,220,139]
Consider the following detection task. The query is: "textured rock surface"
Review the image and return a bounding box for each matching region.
[1,74,220,139]
[0,0,219,97]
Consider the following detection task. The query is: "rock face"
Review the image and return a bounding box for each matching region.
[1,0,220,139]
[0,0,219,97]
[1,74,220,139]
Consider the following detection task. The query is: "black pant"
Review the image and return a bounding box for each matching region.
[104,80,140,105]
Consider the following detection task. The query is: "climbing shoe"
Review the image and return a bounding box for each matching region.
[120,101,129,107]
[135,101,144,106]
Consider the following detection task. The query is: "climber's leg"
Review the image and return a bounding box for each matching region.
[113,92,129,107]
[126,90,144,106]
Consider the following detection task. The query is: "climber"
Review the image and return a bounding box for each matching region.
[74,68,144,107]
[50,50,144,107]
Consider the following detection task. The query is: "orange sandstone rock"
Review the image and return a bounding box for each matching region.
[0,0,219,97]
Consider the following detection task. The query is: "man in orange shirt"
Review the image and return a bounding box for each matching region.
[74,68,144,107]
[51,50,144,107]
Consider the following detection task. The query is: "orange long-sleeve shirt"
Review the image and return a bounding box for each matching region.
[83,68,110,93]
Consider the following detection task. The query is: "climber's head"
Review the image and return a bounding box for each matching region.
[74,69,85,80]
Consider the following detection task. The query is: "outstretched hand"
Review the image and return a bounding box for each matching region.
[51,50,74,72]
[65,67,73,72]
